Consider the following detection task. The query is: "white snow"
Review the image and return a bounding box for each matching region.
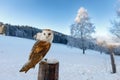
[42,58,59,64]
[0,35,120,80]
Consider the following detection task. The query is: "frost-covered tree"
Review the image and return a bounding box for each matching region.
[70,7,95,54]
[110,1,120,40]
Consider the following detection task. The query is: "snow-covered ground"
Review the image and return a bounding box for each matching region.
[0,35,120,80]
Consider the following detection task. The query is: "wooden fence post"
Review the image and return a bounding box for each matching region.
[110,52,116,73]
[108,45,116,73]
[38,58,59,80]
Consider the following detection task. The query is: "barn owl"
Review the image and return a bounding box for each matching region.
[19,29,54,73]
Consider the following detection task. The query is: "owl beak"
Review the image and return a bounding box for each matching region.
[46,36,49,39]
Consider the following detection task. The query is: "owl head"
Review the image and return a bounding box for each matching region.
[34,29,54,43]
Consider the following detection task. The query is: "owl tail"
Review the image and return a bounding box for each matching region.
[19,60,34,73]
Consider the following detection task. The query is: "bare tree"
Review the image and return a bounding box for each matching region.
[110,1,120,39]
[70,7,95,54]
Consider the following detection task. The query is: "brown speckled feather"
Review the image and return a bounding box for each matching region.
[29,40,51,61]
[19,40,51,73]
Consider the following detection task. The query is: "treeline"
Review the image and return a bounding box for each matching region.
[67,36,120,55]
[1,22,120,55]
[67,36,109,54]
[2,23,67,44]
[4,24,41,39]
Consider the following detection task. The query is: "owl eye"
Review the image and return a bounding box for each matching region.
[44,33,46,35]
[48,33,51,36]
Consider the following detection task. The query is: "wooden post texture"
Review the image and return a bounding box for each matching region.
[109,45,116,73]
[38,59,59,80]
[110,52,116,73]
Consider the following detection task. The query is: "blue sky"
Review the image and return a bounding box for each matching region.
[0,0,117,36]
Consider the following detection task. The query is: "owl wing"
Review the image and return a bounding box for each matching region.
[29,40,51,60]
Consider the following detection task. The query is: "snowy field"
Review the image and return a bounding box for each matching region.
[0,35,120,80]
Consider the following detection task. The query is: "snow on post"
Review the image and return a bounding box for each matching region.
[38,58,59,80]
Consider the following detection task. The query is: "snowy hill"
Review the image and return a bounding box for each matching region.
[0,35,120,80]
